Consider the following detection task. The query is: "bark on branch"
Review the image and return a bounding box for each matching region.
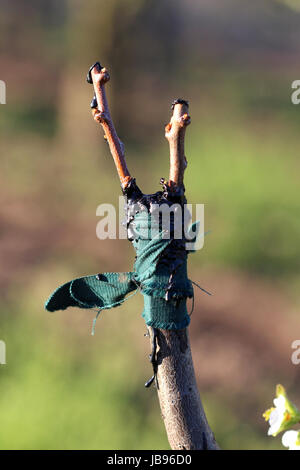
[149,328,218,450]
[90,63,131,189]
[165,99,190,189]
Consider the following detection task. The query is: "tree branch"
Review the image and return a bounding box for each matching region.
[149,328,219,450]
[165,99,190,189]
[145,100,218,450]
[88,64,218,450]
[89,63,131,189]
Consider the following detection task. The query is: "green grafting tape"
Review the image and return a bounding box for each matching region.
[142,295,190,330]
[45,180,197,331]
[136,251,193,299]
[130,209,193,329]
[45,272,137,312]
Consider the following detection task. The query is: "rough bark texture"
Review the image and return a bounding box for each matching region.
[149,327,219,450]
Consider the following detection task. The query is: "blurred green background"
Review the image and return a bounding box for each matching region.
[0,0,300,450]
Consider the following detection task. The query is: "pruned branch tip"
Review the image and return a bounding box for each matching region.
[165,99,191,189]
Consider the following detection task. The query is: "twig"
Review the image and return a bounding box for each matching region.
[165,99,190,188]
[90,63,131,189]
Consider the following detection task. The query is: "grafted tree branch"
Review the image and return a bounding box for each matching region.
[89,63,218,450]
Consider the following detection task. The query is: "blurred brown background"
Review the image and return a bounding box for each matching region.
[0,0,299,449]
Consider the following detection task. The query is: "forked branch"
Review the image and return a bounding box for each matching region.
[88,64,218,450]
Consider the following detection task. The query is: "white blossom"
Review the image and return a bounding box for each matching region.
[267,395,286,436]
[263,384,300,437]
[282,430,300,450]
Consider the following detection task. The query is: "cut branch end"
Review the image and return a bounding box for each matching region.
[165,99,191,189]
